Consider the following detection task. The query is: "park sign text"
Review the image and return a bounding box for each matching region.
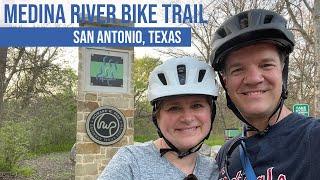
[293,104,309,116]
[0,3,208,47]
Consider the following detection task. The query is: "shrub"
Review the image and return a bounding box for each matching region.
[25,94,76,154]
[0,121,30,171]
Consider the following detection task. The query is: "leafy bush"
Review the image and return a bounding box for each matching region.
[25,93,76,154]
[0,121,30,171]
[2,90,76,155]
[11,166,35,177]
[134,117,158,142]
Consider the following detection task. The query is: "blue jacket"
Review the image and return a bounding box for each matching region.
[216,113,320,180]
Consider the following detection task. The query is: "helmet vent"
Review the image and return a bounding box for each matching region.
[217,28,227,38]
[238,13,248,29]
[157,73,167,85]
[264,15,273,24]
[224,27,232,36]
[177,64,186,85]
[198,69,206,82]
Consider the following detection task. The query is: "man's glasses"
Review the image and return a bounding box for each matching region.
[184,174,198,180]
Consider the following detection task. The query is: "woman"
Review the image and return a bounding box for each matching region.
[98,57,219,180]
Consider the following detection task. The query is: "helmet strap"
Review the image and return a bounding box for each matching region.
[217,66,288,136]
[268,54,289,126]
[217,73,261,133]
[159,136,204,159]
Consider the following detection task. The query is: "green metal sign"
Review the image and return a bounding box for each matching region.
[224,128,242,141]
[293,104,309,116]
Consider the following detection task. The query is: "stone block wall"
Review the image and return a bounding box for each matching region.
[75,48,134,180]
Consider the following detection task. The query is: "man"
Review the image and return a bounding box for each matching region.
[210,9,320,179]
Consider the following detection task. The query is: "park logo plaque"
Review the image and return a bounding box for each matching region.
[86,106,127,145]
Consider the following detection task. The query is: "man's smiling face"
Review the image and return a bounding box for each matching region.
[223,42,283,122]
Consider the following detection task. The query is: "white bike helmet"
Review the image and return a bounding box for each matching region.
[147,57,219,158]
[148,57,219,103]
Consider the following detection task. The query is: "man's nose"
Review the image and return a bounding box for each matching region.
[243,66,264,85]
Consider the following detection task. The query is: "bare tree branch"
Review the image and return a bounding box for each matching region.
[4,48,25,91]
[302,0,313,13]
[284,0,314,44]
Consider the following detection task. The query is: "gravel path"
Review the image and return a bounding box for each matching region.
[2,152,74,180]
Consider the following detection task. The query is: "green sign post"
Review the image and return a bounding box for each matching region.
[293,104,309,116]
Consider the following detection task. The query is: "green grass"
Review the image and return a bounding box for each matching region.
[0,164,35,178]
[12,166,35,177]
[134,134,158,142]
[0,160,11,171]
[204,134,225,146]
[134,133,225,146]
[134,135,154,142]
[30,142,74,155]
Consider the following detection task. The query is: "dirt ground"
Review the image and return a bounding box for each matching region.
[1,152,74,180]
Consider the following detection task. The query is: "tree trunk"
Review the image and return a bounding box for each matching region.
[314,0,320,118]
[0,47,8,124]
